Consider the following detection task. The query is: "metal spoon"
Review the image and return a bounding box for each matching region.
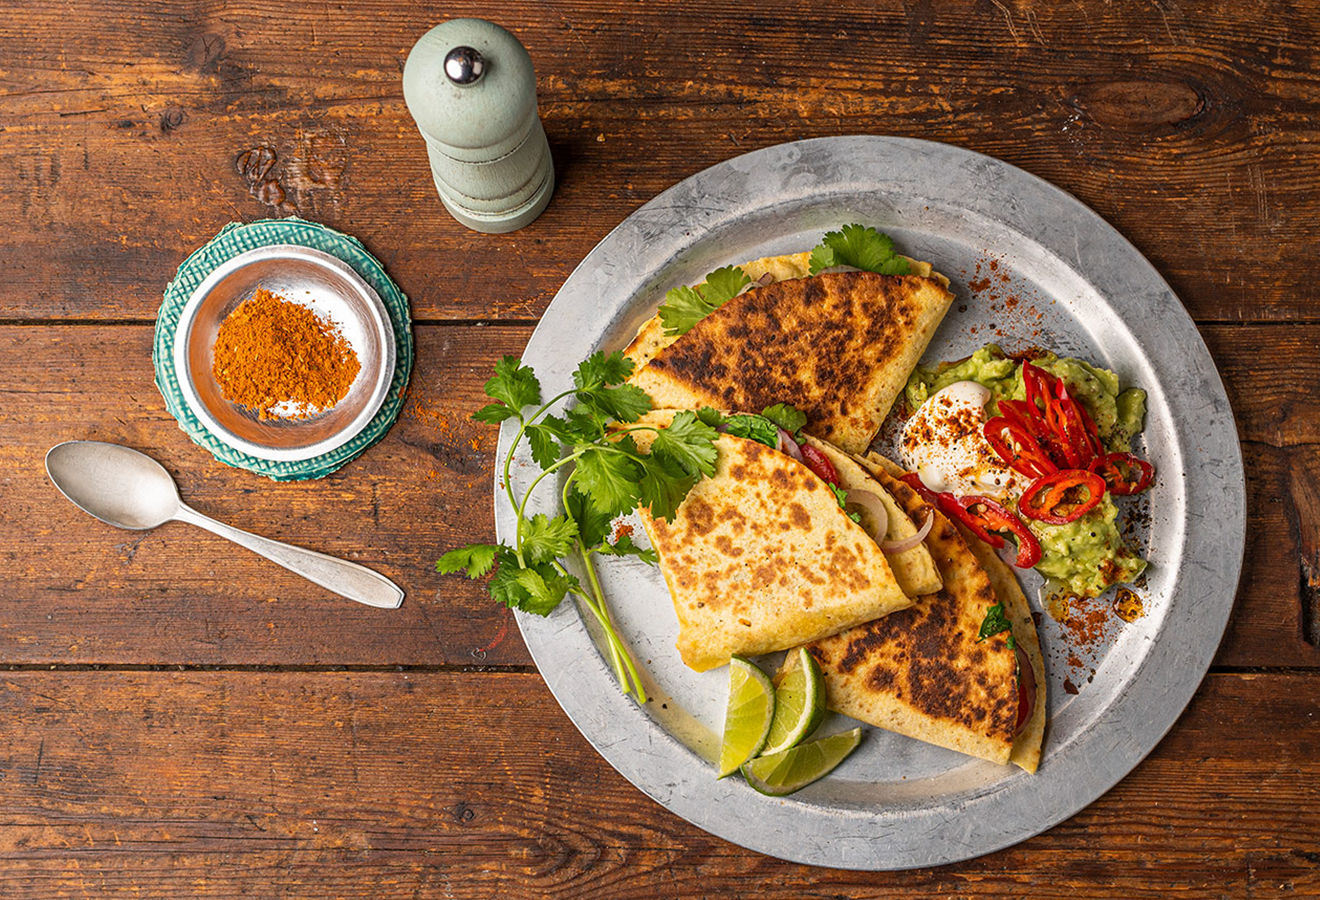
[45,441,404,609]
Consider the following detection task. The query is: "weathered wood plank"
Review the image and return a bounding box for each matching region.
[0,0,1317,322]
[0,670,1314,897]
[0,322,1316,668]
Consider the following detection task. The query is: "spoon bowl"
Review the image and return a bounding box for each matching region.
[45,440,404,609]
[46,441,183,530]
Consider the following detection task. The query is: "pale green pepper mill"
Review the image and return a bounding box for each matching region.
[402,18,554,233]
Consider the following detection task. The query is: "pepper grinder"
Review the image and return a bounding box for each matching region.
[402,18,554,234]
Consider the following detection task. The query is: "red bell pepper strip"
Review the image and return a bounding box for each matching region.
[983,416,1058,480]
[799,444,840,485]
[1018,469,1106,524]
[1089,452,1154,495]
[899,471,940,506]
[951,495,1042,568]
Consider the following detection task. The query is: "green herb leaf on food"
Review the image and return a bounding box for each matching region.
[828,482,850,512]
[976,602,1014,644]
[649,410,720,479]
[761,403,807,438]
[808,224,910,276]
[574,350,636,390]
[658,265,752,336]
[721,414,780,449]
[574,444,643,518]
[696,407,727,428]
[578,382,652,425]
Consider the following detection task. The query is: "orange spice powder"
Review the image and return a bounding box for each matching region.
[212,287,360,419]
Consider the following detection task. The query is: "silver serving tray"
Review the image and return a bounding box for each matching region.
[495,136,1244,869]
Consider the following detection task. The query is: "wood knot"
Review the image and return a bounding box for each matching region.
[452,802,477,824]
[1071,79,1205,132]
[160,108,186,133]
[183,33,226,73]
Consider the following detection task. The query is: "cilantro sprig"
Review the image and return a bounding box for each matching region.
[658,265,752,336]
[976,601,1017,648]
[808,224,910,276]
[439,352,722,702]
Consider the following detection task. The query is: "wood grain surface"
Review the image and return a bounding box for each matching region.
[2,0,1318,894]
[0,671,1315,898]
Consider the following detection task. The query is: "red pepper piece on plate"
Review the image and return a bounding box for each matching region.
[950,495,1042,568]
[983,416,1058,480]
[1089,451,1154,495]
[1018,469,1106,524]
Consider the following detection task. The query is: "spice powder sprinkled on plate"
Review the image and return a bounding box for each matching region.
[212,287,361,420]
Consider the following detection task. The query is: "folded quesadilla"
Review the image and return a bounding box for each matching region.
[784,453,1046,770]
[624,252,954,455]
[628,410,914,672]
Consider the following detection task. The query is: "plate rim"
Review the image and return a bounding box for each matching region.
[499,135,1246,869]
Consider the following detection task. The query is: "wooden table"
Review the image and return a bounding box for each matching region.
[2,1,1317,895]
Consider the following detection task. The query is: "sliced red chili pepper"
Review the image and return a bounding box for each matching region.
[936,493,1005,549]
[1089,451,1154,495]
[899,472,940,506]
[956,495,1041,568]
[983,416,1058,480]
[1018,469,1106,524]
[799,444,840,485]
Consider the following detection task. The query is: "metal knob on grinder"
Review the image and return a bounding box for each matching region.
[403,19,554,234]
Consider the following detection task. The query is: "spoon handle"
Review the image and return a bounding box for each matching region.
[173,504,404,609]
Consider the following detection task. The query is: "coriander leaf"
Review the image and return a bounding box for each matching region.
[484,355,541,413]
[436,543,499,579]
[511,565,576,616]
[525,424,561,470]
[636,451,698,523]
[808,224,910,276]
[540,408,602,444]
[657,265,751,336]
[848,510,863,525]
[579,382,652,424]
[472,402,518,424]
[696,407,726,428]
[520,513,578,565]
[721,413,779,448]
[566,483,613,548]
[649,410,719,478]
[761,403,807,437]
[487,547,528,608]
[976,601,1014,643]
[828,482,850,511]
[574,445,642,517]
[598,532,659,565]
[574,350,635,389]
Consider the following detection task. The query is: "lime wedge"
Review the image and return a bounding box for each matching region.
[760,647,826,756]
[717,656,776,777]
[741,727,863,796]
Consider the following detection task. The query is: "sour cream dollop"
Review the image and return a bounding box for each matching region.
[901,381,1019,499]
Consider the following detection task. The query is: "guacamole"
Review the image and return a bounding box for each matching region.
[905,344,1149,598]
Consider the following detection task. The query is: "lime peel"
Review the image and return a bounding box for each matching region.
[741,727,864,796]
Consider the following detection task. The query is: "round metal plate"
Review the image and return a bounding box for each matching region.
[496,137,1244,869]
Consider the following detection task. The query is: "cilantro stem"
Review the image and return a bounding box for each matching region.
[572,542,647,703]
[502,386,582,564]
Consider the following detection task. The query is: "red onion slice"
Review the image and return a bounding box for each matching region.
[880,509,934,553]
[756,272,774,286]
[844,488,889,542]
[776,427,804,463]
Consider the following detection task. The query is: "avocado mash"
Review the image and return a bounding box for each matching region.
[905,344,1149,598]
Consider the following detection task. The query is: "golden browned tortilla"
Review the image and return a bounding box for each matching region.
[625,255,953,455]
[628,411,913,672]
[785,454,1040,768]
[799,435,942,600]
